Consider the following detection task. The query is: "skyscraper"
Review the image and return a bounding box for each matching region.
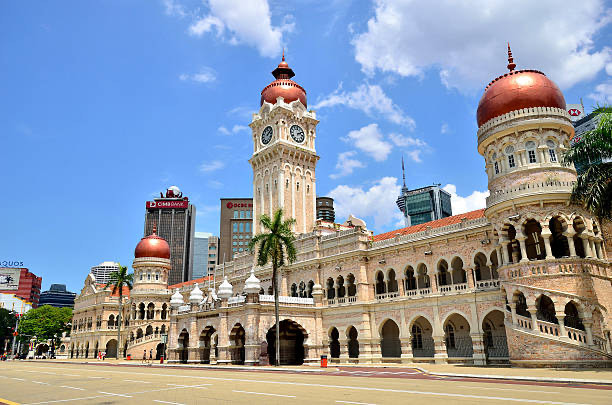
[191,233,219,280]
[396,158,452,226]
[219,198,253,263]
[144,186,195,285]
[38,284,76,308]
[90,261,119,285]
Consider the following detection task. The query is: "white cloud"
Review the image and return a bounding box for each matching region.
[353,0,612,92]
[218,124,249,135]
[442,184,489,215]
[343,124,392,162]
[188,0,293,58]
[388,133,426,147]
[405,150,422,163]
[330,151,366,179]
[440,123,449,134]
[179,67,217,83]
[588,81,612,104]
[199,160,225,173]
[329,177,403,229]
[313,83,415,127]
[163,0,186,17]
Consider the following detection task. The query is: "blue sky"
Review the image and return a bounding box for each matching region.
[2,0,611,292]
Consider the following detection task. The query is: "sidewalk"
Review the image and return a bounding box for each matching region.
[25,358,612,385]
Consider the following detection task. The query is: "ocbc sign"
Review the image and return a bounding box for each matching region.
[226,202,253,209]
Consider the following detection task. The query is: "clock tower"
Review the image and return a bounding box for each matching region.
[249,55,319,235]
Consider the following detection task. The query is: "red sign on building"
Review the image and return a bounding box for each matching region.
[146,200,189,209]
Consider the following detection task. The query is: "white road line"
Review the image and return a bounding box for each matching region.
[59,386,85,391]
[15,366,591,405]
[10,377,26,381]
[31,381,50,385]
[336,401,377,405]
[97,391,132,398]
[124,379,152,383]
[24,394,112,405]
[153,401,186,405]
[88,376,107,379]
[233,390,296,398]
[63,374,79,377]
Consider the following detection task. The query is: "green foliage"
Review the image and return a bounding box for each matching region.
[17,305,72,341]
[248,209,297,269]
[0,308,17,338]
[104,264,134,359]
[563,109,612,220]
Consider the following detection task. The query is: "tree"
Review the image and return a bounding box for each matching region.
[105,264,134,359]
[0,308,17,354]
[17,305,72,344]
[248,209,297,366]
[563,107,612,220]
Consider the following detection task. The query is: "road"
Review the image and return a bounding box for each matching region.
[0,362,610,405]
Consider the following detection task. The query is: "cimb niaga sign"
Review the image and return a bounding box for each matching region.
[146,201,189,209]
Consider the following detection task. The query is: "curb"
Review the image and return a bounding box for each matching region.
[419,371,612,385]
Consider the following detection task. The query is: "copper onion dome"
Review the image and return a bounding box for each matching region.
[476,44,566,127]
[260,50,307,107]
[134,223,170,259]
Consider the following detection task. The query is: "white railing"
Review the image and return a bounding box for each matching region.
[538,319,560,337]
[375,291,400,300]
[565,326,587,344]
[476,279,500,290]
[516,314,532,330]
[347,296,357,303]
[593,336,607,352]
[326,298,335,305]
[406,287,432,297]
[259,295,314,305]
[453,282,468,291]
[177,305,191,314]
[228,296,245,307]
[486,181,574,207]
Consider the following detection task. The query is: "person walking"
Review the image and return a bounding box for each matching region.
[142,349,146,363]
[149,348,153,363]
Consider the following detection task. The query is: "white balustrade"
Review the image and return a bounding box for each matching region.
[565,326,587,344]
[475,279,500,290]
[228,296,245,307]
[516,314,532,330]
[537,319,560,337]
[375,291,400,300]
[177,305,191,314]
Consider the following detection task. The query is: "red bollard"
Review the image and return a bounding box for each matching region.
[160,356,164,364]
[320,355,327,368]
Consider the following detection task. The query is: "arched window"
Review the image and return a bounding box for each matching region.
[326,278,335,299]
[524,219,545,260]
[549,217,569,258]
[307,280,314,298]
[405,266,417,290]
[444,323,456,349]
[536,295,558,324]
[564,302,584,331]
[298,281,306,298]
[515,292,530,317]
[290,283,298,297]
[505,145,516,168]
[526,141,537,163]
[546,140,557,163]
[375,272,386,294]
[492,152,499,174]
[347,274,356,297]
[337,276,345,298]
[438,260,450,286]
[267,286,273,295]
[329,328,340,358]
[412,324,423,349]
[161,303,167,320]
[387,269,398,292]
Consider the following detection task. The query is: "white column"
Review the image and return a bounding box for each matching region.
[278,170,285,209]
[252,174,258,235]
[291,172,296,232]
[581,235,592,258]
[302,174,306,233]
[517,236,528,262]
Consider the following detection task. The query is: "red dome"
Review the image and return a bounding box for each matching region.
[134,225,170,259]
[476,45,566,127]
[260,54,307,107]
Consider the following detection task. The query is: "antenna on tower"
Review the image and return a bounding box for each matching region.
[401,155,407,188]
[507,42,516,72]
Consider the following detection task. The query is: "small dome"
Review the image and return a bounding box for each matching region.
[476,44,566,127]
[260,54,307,107]
[189,282,204,304]
[243,269,261,294]
[344,214,366,228]
[134,224,170,259]
[170,288,184,307]
[217,276,233,299]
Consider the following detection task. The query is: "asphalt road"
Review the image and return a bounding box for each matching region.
[0,362,610,405]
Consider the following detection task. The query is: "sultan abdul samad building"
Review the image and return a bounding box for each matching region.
[70,47,612,368]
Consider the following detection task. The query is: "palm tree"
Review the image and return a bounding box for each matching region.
[105,264,134,359]
[563,107,612,221]
[248,209,297,366]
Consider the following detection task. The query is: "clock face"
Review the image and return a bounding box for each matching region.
[261,126,273,145]
[290,125,305,143]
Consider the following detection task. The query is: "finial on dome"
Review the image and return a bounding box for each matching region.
[152,222,157,235]
[282,47,285,61]
[507,42,516,72]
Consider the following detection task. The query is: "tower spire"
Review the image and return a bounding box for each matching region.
[282,47,285,61]
[507,42,516,72]
[401,155,406,188]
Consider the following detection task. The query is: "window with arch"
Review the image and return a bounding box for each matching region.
[492,153,499,174]
[546,140,557,162]
[505,145,516,168]
[526,141,537,163]
[412,324,423,349]
[444,323,456,349]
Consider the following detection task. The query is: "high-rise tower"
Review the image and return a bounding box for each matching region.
[249,54,319,234]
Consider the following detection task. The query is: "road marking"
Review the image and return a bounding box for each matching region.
[24,394,111,405]
[97,391,132,398]
[0,398,20,405]
[10,377,26,381]
[336,401,377,405]
[153,401,185,405]
[15,365,593,405]
[88,376,107,379]
[59,386,85,391]
[31,381,50,385]
[63,374,79,377]
[232,390,296,398]
[124,379,152,383]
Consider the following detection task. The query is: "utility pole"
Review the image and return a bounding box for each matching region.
[10,314,20,359]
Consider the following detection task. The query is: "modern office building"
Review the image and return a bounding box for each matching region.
[0,267,42,308]
[0,293,32,314]
[191,233,219,280]
[90,261,119,285]
[144,186,196,285]
[316,197,335,222]
[219,198,253,263]
[38,284,77,308]
[571,107,611,174]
